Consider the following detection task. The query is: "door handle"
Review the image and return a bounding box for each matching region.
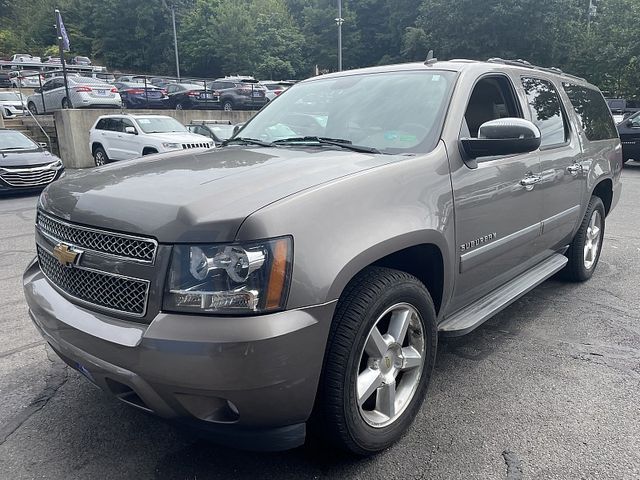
[567,163,582,175]
[519,175,541,191]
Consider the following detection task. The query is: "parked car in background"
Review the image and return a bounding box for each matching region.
[43,56,62,64]
[70,56,91,66]
[26,76,121,114]
[207,76,267,111]
[0,73,12,88]
[86,72,116,83]
[116,75,146,83]
[11,54,41,63]
[166,83,220,110]
[114,82,169,109]
[89,114,213,165]
[0,129,64,194]
[0,91,27,118]
[150,77,177,89]
[260,81,294,101]
[10,70,43,88]
[186,120,236,145]
[617,110,640,163]
[606,98,640,123]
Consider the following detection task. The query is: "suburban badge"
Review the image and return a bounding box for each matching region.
[460,233,498,252]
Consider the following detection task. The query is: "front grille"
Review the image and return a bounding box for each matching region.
[37,212,157,263]
[37,245,149,316]
[1,168,56,187]
[182,142,211,149]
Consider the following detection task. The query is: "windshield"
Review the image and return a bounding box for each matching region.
[135,117,187,134]
[238,70,456,154]
[0,92,23,101]
[208,125,235,140]
[0,131,38,150]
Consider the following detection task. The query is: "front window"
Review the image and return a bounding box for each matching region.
[135,116,187,134]
[238,70,456,154]
[208,125,234,140]
[0,131,38,151]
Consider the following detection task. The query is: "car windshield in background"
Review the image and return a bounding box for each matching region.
[0,92,23,101]
[135,117,187,134]
[209,125,235,140]
[0,131,37,151]
[239,70,456,154]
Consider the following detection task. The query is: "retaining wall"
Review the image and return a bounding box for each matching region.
[54,109,256,168]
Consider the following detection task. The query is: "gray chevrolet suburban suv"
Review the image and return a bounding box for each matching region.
[23,59,622,455]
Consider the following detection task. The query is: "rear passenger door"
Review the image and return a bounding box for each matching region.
[449,74,544,311]
[101,118,124,160]
[519,76,584,252]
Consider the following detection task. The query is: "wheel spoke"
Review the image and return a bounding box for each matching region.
[590,226,600,241]
[357,368,383,405]
[388,308,411,344]
[401,346,422,370]
[376,382,396,419]
[365,326,387,358]
[584,244,591,263]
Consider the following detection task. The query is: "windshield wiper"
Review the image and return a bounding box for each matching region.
[273,136,380,154]
[221,137,274,147]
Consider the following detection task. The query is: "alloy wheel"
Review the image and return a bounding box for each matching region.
[94,151,106,166]
[356,303,426,428]
[583,209,602,270]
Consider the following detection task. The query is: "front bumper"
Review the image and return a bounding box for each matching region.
[23,258,335,450]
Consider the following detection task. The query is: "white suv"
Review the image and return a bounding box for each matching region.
[89,114,214,166]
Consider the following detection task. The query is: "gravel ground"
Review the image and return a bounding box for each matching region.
[0,164,639,479]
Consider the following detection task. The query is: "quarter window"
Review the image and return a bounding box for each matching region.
[563,84,617,141]
[521,77,567,147]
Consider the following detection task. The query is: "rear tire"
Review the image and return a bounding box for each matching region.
[62,97,72,109]
[93,146,108,166]
[223,100,234,111]
[27,102,38,115]
[315,267,437,455]
[175,102,184,110]
[562,196,605,282]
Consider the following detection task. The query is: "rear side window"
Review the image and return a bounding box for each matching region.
[521,77,567,147]
[563,84,617,141]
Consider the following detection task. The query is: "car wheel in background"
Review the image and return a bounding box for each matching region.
[175,102,184,110]
[27,102,38,115]
[62,97,72,109]
[562,195,606,282]
[223,100,234,111]
[93,146,108,166]
[315,266,438,455]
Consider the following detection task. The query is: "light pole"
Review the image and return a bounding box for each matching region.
[161,0,181,80]
[335,0,344,71]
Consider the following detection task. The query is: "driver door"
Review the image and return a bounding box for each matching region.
[448,74,544,311]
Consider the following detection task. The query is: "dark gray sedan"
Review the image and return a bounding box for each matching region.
[0,129,64,194]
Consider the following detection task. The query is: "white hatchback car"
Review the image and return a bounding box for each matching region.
[89,114,214,166]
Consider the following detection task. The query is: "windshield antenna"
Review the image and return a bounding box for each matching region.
[424,50,437,65]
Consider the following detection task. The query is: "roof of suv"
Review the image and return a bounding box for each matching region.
[309,58,595,89]
[95,114,175,121]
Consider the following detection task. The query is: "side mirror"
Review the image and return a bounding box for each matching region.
[39,142,48,149]
[34,87,42,94]
[461,118,541,159]
[124,126,137,135]
[232,123,244,136]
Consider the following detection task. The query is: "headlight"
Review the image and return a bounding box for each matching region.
[161,142,181,150]
[164,237,292,314]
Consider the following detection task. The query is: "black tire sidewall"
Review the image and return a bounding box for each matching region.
[94,147,107,166]
[321,269,438,454]
[566,196,606,281]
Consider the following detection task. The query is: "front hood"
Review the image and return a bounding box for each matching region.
[40,146,401,243]
[0,149,59,167]
[147,131,210,143]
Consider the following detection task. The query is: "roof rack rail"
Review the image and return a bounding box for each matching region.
[487,57,587,82]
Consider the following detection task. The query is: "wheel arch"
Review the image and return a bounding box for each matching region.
[591,178,613,216]
[142,146,159,155]
[91,142,104,155]
[327,231,450,316]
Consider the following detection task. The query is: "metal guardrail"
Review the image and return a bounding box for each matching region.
[23,107,51,149]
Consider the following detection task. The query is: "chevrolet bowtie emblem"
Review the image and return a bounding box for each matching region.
[52,243,82,268]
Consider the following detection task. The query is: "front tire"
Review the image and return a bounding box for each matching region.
[316,267,437,455]
[563,196,605,282]
[222,100,234,111]
[27,102,38,115]
[62,97,72,109]
[93,146,108,166]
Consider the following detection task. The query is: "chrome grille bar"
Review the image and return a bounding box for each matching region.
[37,211,158,264]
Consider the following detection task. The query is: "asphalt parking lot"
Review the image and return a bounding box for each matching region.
[1,165,639,480]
